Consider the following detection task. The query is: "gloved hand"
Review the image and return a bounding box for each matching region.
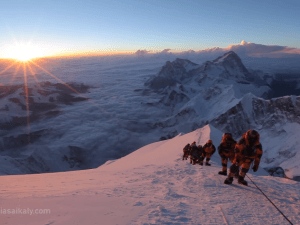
[252,165,258,172]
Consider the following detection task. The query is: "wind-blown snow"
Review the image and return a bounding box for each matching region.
[0,125,298,225]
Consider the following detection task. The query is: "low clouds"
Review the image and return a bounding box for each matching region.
[135,50,150,56]
[135,48,172,56]
[226,41,300,58]
[134,41,300,60]
[159,49,171,54]
[199,41,300,58]
[126,42,300,73]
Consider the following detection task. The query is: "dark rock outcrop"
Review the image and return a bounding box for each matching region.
[0,129,48,151]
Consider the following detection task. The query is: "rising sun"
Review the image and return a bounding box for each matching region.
[1,42,46,61]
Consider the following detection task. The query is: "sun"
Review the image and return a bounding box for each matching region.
[1,42,46,61]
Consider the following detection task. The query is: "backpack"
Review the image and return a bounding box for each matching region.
[183,144,190,152]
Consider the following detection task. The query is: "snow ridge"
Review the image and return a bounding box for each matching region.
[0,125,298,225]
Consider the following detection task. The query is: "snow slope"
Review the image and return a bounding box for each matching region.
[0,125,298,225]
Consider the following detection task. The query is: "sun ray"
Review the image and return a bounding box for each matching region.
[30,60,82,94]
[22,62,31,143]
[4,62,22,95]
[21,60,129,135]
[27,62,41,88]
[8,62,21,86]
[0,61,17,76]
[29,60,108,113]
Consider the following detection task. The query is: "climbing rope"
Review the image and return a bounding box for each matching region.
[219,206,229,225]
[246,174,294,225]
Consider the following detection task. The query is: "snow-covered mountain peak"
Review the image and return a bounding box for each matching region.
[157,58,199,79]
[144,58,201,89]
[213,51,241,63]
[174,58,199,72]
[145,51,270,95]
[203,51,250,80]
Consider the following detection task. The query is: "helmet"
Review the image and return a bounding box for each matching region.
[246,129,259,144]
[223,133,232,138]
[207,140,212,144]
[192,141,196,145]
[223,133,233,142]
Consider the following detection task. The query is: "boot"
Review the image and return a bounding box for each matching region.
[224,177,233,184]
[205,162,211,166]
[218,171,227,176]
[199,161,203,166]
[235,171,239,179]
[238,176,248,186]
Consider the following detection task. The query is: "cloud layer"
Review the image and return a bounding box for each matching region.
[134,41,300,59]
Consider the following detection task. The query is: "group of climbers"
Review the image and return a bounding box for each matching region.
[182,140,216,166]
[182,129,263,186]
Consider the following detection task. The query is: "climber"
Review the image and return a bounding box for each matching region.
[196,145,204,165]
[218,133,237,176]
[199,140,216,166]
[224,129,263,186]
[191,145,203,165]
[189,141,198,164]
[182,143,191,160]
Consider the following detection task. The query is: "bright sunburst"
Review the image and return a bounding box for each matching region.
[0,53,95,140]
[1,42,46,61]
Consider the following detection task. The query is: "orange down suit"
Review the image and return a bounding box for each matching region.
[201,143,216,163]
[218,137,236,172]
[230,133,263,178]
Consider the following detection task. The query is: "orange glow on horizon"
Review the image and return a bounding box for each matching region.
[0,49,139,61]
[1,43,49,62]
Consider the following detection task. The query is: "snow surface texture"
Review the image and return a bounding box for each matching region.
[0,125,298,225]
[0,52,300,181]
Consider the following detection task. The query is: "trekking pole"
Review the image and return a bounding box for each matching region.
[246,174,293,225]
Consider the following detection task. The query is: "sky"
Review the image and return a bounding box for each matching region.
[0,0,300,59]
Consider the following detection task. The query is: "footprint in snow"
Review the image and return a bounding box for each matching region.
[45,221,55,225]
[134,201,143,206]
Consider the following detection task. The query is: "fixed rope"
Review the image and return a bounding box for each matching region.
[219,206,229,225]
[245,174,293,225]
